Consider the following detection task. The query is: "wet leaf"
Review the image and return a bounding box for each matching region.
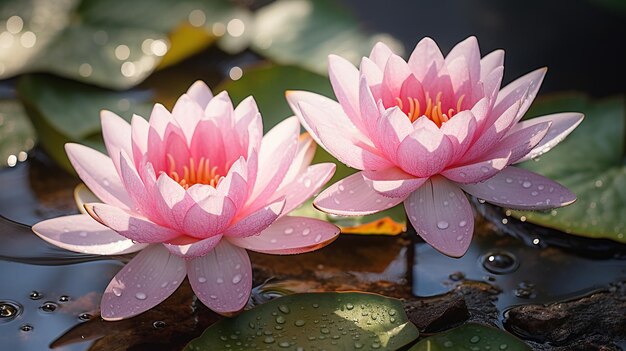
[251,0,403,75]
[0,99,35,168]
[183,292,419,351]
[512,94,626,243]
[0,0,248,89]
[219,64,407,234]
[408,323,531,351]
[18,74,153,171]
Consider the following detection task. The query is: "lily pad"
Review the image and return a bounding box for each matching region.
[17,74,153,170]
[183,292,419,351]
[219,64,407,234]
[0,0,248,89]
[251,0,403,75]
[408,323,530,351]
[512,94,625,243]
[0,99,36,167]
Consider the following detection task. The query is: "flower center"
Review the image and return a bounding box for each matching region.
[395,92,465,127]
[166,154,222,189]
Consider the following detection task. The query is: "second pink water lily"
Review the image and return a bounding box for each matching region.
[287,36,583,257]
[33,81,339,320]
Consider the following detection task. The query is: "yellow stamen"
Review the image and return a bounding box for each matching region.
[163,154,223,189]
[396,91,466,128]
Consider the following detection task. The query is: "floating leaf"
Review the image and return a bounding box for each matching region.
[184,292,419,351]
[0,0,249,89]
[511,94,625,243]
[251,0,403,75]
[0,99,36,167]
[18,74,153,170]
[219,64,407,234]
[408,323,531,351]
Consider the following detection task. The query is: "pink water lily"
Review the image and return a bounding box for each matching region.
[287,36,582,257]
[32,81,339,320]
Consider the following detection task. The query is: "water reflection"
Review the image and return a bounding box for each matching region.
[0,259,122,351]
[413,222,626,315]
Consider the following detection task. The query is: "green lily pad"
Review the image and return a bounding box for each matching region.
[219,64,407,234]
[0,99,36,167]
[184,292,419,351]
[511,94,625,243]
[17,74,153,171]
[408,323,530,351]
[0,0,248,89]
[251,0,403,75]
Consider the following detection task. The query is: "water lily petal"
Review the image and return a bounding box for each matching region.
[441,149,511,184]
[101,110,132,177]
[513,112,584,163]
[362,167,427,198]
[65,143,132,209]
[397,118,454,177]
[281,133,316,186]
[86,203,180,243]
[408,37,445,84]
[441,110,477,159]
[369,41,394,69]
[360,57,383,91]
[482,66,504,105]
[154,174,194,230]
[296,99,390,170]
[480,49,504,80]
[183,196,236,239]
[119,151,161,222]
[382,54,412,107]
[224,199,285,238]
[186,240,251,315]
[494,67,546,122]
[286,90,370,148]
[497,120,551,164]
[234,96,263,153]
[314,172,404,216]
[164,234,222,257]
[460,166,576,210]
[445,36,481,93]
[101,244,186,321]
[462,100,521,162]
[405,177,473,257]
[216,157,249,210]
[32,214,146,255]
[189,119,226,174]
[359,74,382,137]
[228,216,340,255]
[130,114,149,168]
[329,54,365,133]
[273,163,336,215]
[375,107,413,161]
[172,94,204,142]
[248,117,299,206]
[186,80,213,109]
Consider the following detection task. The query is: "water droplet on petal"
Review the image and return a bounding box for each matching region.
[437,221,449,230]
[459,220,467,227]
[198,277,207,283]
[284,227,294,235]
[135,292,146,300]
[522,181,532,188]
[232,274,242,284]
[505,177,513,184]
[112,287,122,297]
[303,178,312,188]
[302,228,311,236]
